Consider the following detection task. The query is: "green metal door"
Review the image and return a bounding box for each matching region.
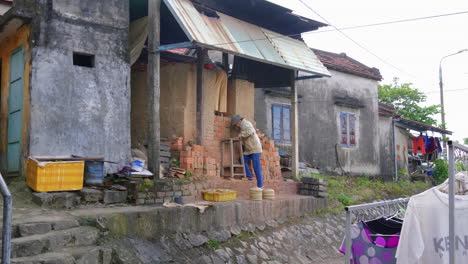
[7,46,24,173]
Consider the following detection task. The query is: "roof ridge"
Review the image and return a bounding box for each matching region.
[311,48,382,80]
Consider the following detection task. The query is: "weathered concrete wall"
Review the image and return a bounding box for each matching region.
[27,0,130,169]
[378,115,395,179]
[296,70,380,176]
[254,89,292,154]
[74,196,327,239]
[395,127,409,174]
[0,24,31,175]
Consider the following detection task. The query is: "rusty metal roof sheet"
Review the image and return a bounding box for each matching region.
[164,0,330,76]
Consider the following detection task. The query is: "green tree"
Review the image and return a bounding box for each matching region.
[378,78,441,126]
[464,138,468,145]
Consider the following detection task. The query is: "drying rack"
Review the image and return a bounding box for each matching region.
[343,197,409,264]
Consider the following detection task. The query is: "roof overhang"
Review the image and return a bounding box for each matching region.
[395,118,452,135]
[162,0,330,76]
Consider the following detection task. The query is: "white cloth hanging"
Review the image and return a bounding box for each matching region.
[438,171,468,195]
[129,16,149,65]
[396,186,468,264]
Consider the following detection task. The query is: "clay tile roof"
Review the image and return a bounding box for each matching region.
[311,48,382,81]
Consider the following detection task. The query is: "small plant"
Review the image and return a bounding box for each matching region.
[205,239,222,250]
[433,159,448,184]
[184,170,193,179]
[456,161,467,172]
[171,158,180,168]
[337,194,352,206]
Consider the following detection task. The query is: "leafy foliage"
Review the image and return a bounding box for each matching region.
[378,78,440,126]
[433,159,449,184]
[464,138,468,145]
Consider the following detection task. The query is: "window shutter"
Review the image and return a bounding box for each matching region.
[349,114,356,146]
[340,112,348,145]
[272,105,282,141]
[282,105,291,142]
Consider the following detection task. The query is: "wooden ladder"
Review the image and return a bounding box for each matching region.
[221,138,246,178]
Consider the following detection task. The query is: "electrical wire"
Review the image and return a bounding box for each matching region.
[204,10,468,47]
[296,0,415,77]
[308,11,468,34]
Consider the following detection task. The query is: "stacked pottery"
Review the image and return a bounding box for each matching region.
[250,187,263,201]
[263,189,275,200]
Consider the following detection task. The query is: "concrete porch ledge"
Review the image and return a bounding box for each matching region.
[70,195,327,239]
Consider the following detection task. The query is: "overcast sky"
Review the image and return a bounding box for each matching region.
[268,0,468,141]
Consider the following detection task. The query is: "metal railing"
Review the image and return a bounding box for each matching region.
[0,172,12,264]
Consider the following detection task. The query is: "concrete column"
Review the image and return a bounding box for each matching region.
[147,0,161,179]
[291,70,299,180]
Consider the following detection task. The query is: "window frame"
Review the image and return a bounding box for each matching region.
[271,103,291,144]
[340,112,357,148]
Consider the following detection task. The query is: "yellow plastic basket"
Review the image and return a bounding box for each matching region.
[26,157,85,192]
[202,189,237,202]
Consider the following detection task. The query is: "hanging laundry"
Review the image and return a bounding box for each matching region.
[396,187,468,263]
[340,220,401,264]
[412,136,426,155]
[436,138,443,153]
[426,137,438,154]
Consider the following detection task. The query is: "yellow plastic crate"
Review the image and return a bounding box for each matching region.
[202,189,237,202]
[26,157,85,192]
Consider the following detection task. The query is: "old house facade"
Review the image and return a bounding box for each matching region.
[0,0,131,176]
[255,49,383,176]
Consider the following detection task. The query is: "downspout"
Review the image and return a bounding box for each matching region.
[393,118,398,181]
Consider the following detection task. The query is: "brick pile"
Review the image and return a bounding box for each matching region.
[166,137,184,151]
[258,134,282,181]
[299,177,328,198]
[154,179,210,203]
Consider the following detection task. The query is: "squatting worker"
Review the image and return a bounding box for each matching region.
[231,115,264,188]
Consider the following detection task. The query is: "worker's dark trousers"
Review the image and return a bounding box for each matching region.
[243,153,263,188]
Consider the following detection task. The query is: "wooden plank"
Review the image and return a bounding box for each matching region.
[221,141,225,177]
[230,139,234,178]
[239,140,246,177]
[196,48,205,145]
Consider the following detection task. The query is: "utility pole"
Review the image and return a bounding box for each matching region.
[147,0,161,180]
[439,49,468,150]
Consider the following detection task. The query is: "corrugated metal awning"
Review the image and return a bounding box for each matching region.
[163,0,330,76]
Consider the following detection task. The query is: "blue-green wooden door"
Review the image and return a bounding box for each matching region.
[7,46,24,173]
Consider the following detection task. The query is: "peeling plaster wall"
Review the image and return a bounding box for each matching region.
[296,70,381,176]
[27,0,131,170]
[378,115,395,179]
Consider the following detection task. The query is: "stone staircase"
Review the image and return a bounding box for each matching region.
[5,218,109,264]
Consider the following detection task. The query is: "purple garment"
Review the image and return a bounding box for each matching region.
[426,137,438,153]
[340,222,400,264]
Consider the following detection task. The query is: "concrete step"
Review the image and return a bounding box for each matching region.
[11,226,99,258]
[60,246,112,264]
[11,252,75,264]
[12,219,80,238]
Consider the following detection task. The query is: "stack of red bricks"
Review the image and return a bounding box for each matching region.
[179,145,218,180]
[166,137,184,151]
[258,134,282,181]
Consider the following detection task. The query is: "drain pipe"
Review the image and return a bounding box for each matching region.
[392,118,399,181]
[0,172,12,264]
